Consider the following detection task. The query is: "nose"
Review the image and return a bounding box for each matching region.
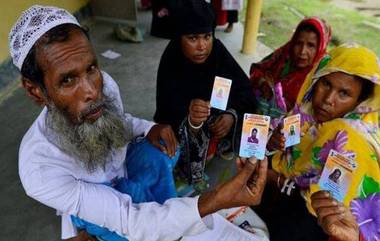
[324,90,335,107]
[196,38,207,51]
[81,76,99,103]
[300,44,307,55]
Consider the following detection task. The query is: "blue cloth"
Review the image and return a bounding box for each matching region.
[71,138,179,241]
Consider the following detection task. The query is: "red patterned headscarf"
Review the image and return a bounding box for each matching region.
[250,17,331,111]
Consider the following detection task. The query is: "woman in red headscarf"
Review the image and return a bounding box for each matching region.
[250,17,331,117]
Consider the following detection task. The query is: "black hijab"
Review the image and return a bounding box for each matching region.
[154,0,256,133]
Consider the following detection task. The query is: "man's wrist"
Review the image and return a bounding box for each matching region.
[198,190,219,217]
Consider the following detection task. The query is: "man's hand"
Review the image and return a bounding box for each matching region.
[188,99,210,127]
[209,114,234,139]
[311,191,359,241]
[267,126,285,151]
[198,157,268,217]
[146,124,177,158]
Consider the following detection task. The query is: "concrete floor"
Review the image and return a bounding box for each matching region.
[0,10,271,241]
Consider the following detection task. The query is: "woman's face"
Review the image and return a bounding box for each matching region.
[181,32,213,64]
[291,30,319,69]
[312,72,363,123]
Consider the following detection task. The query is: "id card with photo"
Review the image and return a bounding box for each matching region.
[239,114,270,160]
[283,114,301,148]
[318,149,356,202]
[210,76,232,111]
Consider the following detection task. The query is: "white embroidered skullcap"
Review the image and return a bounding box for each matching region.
[9,5,80,70]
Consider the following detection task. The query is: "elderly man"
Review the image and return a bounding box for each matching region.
[10,5,267,241]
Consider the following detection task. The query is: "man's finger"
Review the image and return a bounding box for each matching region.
[164,128,177,157]
[167,130,178,157]
[160,133,173,156]
[237,161,257,183]
[235,157,247,171]
[251,158,268,189]
[152,139,168,155]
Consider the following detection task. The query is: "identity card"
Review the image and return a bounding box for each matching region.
[318,149,356,202]
[283,114,301,148]
[210,76,232,111]
[239,114,271,160]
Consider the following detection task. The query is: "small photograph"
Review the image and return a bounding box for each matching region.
[238,220,256,234]
[247,128,259,144]
[289,124,296,136]
[216,88,224,98]
[328,168,342,184]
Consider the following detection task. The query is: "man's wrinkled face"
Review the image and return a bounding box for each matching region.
[35,28,131,171]
[37,28,103,125]
[181,32,213,64]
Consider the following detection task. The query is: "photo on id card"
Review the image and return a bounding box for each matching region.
[283,114,301,148]
[210,76,232,111]
[239,114,270,160]
[318,149,356,202]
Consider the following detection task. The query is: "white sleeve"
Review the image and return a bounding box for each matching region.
[125,113,156,137]
[21,164,209,241]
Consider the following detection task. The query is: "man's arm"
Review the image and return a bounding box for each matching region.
[125,113,156,137]
[21,162,209,241]
[21,149,266,241]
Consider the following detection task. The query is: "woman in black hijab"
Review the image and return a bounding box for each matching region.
[154,0,256,188]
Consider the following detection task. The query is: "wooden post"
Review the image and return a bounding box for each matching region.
[242,0,263,54]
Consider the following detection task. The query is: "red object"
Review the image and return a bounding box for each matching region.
[140,0,151,9]
[250,17,332,111]
[211,0,228,26]
[207,138,219,160]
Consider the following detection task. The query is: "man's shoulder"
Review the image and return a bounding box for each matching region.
[19,108,70,170]
[102,71,119,92]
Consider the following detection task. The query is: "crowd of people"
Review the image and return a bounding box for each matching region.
[9,0,379,241]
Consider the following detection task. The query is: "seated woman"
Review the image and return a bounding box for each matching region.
[260,44,380,241]
[154,0,256,187]
[250,17,331,117]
